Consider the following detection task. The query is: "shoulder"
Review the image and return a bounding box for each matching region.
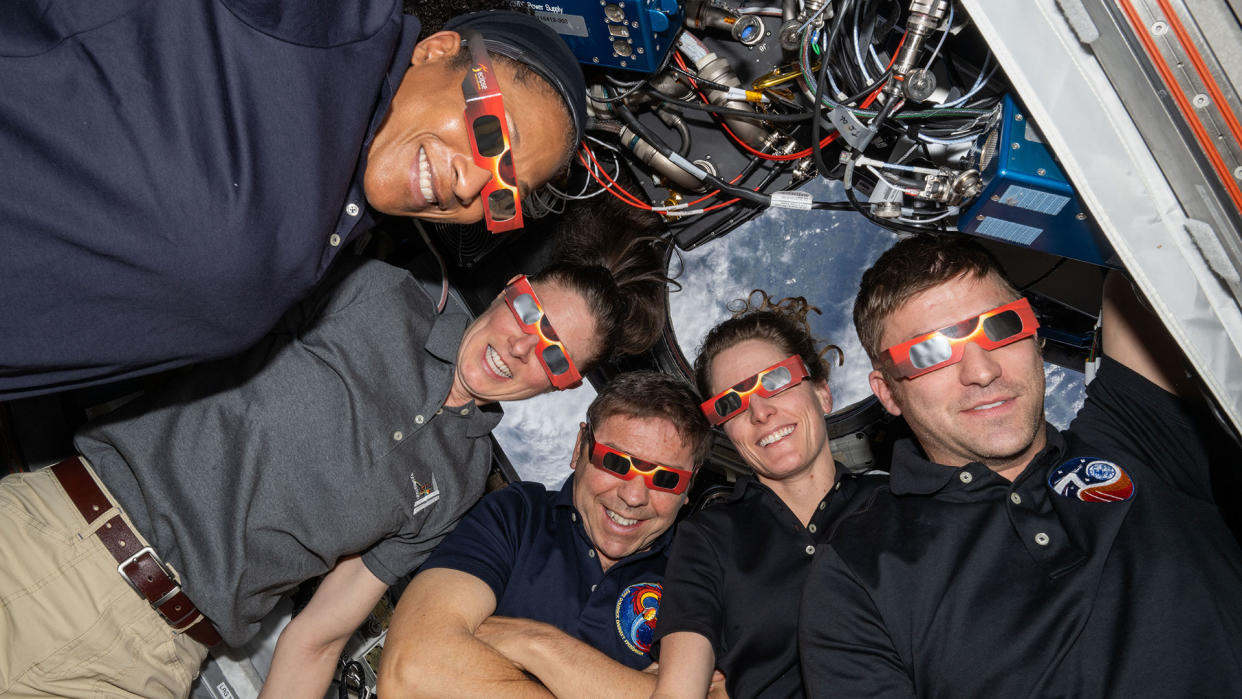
[219,0,401,47]
[822,483,915,569]
[470,481,554,522]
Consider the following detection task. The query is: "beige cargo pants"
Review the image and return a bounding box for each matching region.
[0,463,208,698]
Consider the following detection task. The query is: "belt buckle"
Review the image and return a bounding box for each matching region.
[118,546,179,604]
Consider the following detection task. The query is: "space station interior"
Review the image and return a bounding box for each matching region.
[2,1,1240,697]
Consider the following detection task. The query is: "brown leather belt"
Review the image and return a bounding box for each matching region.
[50,458,222,647]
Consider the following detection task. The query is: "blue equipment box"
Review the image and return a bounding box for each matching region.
[960,95,1119,268]
[514,0,683,74]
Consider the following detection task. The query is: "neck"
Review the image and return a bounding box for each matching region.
[444,377,476,409]
[759,451,837,527]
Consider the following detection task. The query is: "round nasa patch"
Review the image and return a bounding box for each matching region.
[615,582,662,654]
[1047,457,1135,502]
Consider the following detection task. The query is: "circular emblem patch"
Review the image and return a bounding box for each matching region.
[1047,457,1135,502]
[615,582,662,654]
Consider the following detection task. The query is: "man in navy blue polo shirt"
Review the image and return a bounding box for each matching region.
[0,3,586,400]
[798,235,1242,696]
[378,371,714,697]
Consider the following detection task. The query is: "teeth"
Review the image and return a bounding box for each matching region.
[973,401,1004,410]
[486,345,512,379]
[758,425,794,447]
[418,148,437,204]
[606,509,638,526]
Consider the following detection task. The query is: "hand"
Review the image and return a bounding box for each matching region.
[707,670,729,698]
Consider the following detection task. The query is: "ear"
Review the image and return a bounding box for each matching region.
[570,422,587,471]
[411,30,463,67]
[812,379,833,416]
[868,368,902,416]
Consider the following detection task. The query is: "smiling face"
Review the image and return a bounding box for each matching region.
[364,31,573,222]
[708,339,835,485]
[447,280,599,407]
[869,272,1046,478]
[572,415,695,572]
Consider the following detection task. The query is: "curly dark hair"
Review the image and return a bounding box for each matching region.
[693,290,842,399]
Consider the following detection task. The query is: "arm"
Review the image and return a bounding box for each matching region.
[475,616,660,699]
[649,632,716,699]
[259,555,388,699]
[1100,270,1191,396]
[377,568,552,698]
[798,547,914,698]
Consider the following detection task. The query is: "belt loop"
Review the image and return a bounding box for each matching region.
[49,457,222,647]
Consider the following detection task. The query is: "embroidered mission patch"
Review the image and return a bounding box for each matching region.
[615,582,662,654]
[1047,457,1135,502]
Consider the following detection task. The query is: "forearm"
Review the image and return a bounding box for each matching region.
[490,620,657,699]
[260,555,388,699]
[649,632,716,699]
[379,632,554,698]
[380,569,554,698]
[259,627,350,699]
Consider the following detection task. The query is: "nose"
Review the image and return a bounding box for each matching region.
[747,393,776,424]
[957,342,1002,387]
[617,473,651,508]
[508,332,539,360]
[451,153,494,207]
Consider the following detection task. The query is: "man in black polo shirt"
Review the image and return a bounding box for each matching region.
[378,371,714,697]
[799,235,1242,696]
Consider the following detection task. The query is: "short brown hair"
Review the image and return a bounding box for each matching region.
[693,291,840,400]
[585,371,713,468]
[853,235,1018,363]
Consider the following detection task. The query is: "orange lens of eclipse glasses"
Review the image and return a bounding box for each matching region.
[700,355,811,426]
[502,275,582,390]
[883,297,1040,379]
[588,429,692,494]
[461,31,523,234]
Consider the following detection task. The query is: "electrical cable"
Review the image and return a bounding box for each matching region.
[612,100,771,206]
[923,0,953,69]
[642,89,814,122]
[413,220,449,313]
[1018,258,1067,291]
[843,176,947,235]
[671,51,836,162]
[587,28,684,104]
[810,5,848,178]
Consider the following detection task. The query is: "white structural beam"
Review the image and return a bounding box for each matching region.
[962,0,1242,433]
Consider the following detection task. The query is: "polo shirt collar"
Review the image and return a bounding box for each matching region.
[888,421,1066,495]
[425,310,501,437]
[729,464,847,499]
[363,15,421,149]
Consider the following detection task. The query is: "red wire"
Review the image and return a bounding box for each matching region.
[588,31,912,211]
[581,140,747,211]
[578,145,651,210]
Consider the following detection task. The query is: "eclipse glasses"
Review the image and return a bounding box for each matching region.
[883,297,1040,379]
[461,31,523,234]
[503,275,581,390]
[587,427,693,495]
[700,355,811,426]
